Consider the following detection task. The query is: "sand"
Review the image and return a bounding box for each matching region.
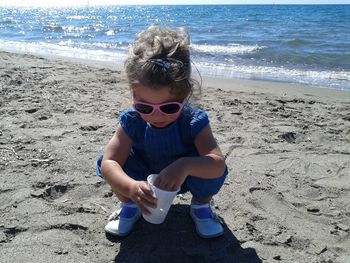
[0,50,349,263]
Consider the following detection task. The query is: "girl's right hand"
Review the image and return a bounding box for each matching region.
[130,181,157,215]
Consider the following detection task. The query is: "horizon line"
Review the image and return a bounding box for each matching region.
[1,3,350,7]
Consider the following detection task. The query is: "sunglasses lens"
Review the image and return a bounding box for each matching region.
[134,103,153,114]
[160,103,181,114]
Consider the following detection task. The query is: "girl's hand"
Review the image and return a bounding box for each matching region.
[130,181,157,215]
[155,158,188,191]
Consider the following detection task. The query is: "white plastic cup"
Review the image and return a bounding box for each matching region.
[142,174,179,224]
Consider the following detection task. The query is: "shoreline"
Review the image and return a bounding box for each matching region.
[1,48,349,94]
[203,76,350,101]
[1,50,349,262]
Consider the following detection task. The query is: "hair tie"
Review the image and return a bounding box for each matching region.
[148,58,172,70]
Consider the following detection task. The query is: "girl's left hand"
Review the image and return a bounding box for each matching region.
[154,158,188,191]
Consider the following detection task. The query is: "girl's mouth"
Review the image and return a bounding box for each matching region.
[151,121,169,128]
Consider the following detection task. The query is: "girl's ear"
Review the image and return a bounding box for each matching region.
[121,98,132,109]
[120,89,134,109]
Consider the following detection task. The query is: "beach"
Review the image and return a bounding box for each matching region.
[0,50,349,262]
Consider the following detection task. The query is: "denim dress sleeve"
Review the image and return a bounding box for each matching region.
[119,109,146,143]
[190,108,210,139]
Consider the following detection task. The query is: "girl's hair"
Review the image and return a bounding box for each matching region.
[125,26,200,100]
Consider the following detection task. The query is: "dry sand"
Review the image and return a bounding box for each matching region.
[0,50,349,263]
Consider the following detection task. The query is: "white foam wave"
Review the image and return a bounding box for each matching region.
[62,25,90,33]
[105,30,115,36]
[197,62,350,90]
[191,44,264,55]
[56,40,128,50]
[0,39,127,63]
[66,15,90,20]
[0,39,348,90]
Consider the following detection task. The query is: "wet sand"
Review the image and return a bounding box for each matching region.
[0,50,349,262]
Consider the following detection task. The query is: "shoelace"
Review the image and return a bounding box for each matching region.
[108,208,122,221]
[108,202,138,221]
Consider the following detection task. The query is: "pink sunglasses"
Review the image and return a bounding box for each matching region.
[133,100,185,115]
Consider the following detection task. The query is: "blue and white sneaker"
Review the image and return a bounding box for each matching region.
[190,203,224,238]
[105,201,141,236]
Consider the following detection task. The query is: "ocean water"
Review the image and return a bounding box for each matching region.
[1,5,350,91]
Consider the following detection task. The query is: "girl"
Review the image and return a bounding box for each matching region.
[96,26,228,238]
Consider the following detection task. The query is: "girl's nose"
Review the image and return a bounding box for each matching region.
[151,108,165,117]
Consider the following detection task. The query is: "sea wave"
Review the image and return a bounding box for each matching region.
[62,25,91,33]
[197,62,350,90]
[191,44,265,55]
[286,38,309,47]
[0,39,127,62]
[66,15,91,20]
[55,40,129,50]
[0,18,18,25]
[0,39,349,91]
[43,25,64,33]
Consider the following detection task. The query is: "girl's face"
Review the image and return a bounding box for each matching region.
[132,85,184,128]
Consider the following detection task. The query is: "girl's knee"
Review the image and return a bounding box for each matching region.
[184,168,228,199]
